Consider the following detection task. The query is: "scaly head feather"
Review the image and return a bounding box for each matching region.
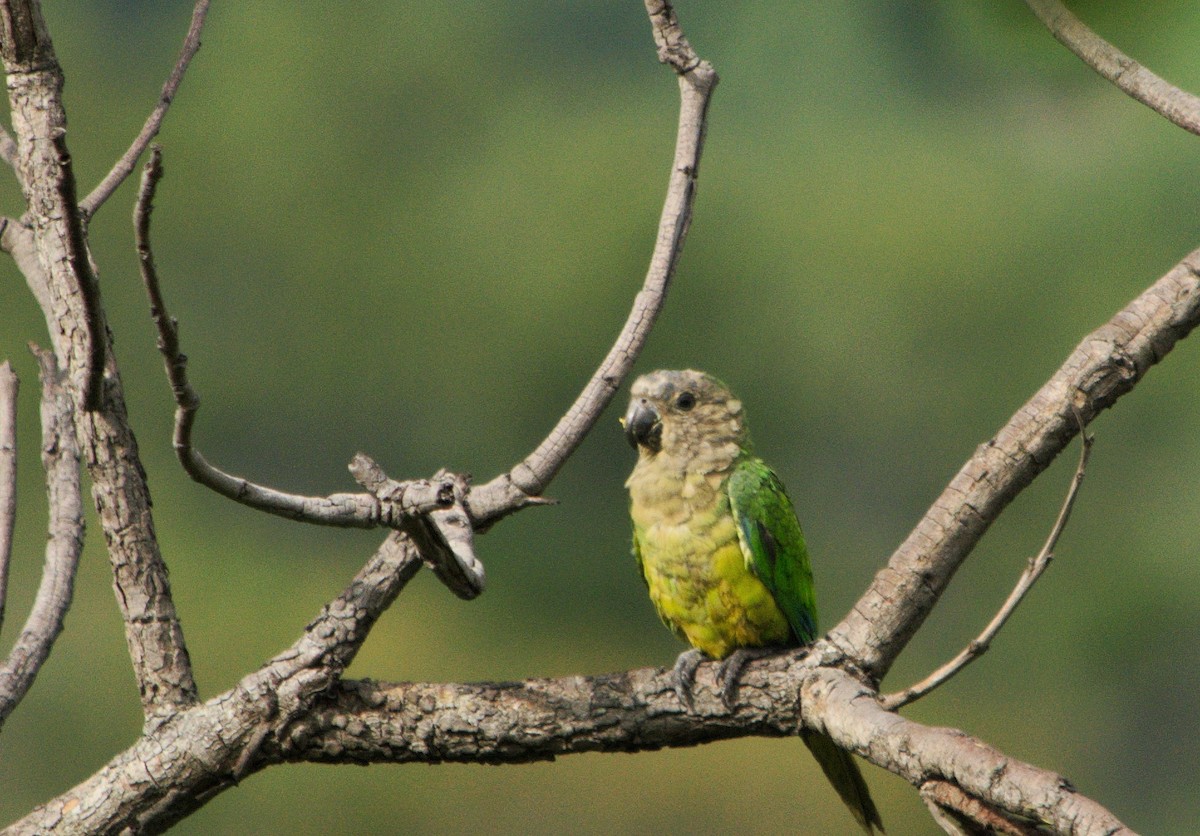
[623,369,749,474]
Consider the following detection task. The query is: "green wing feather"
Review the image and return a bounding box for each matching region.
[727,457,819,646]
[729,457,883,833]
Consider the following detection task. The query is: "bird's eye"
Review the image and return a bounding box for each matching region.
[675,391,696,411]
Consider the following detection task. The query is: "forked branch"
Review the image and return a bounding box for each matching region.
[79,0,210,217]
[135,0,721,542]
[880,414,1094,711]
[830,248,1200,679]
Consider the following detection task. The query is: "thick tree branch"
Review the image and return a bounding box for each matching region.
[1025,0,1200,137]
[0,361,15,633]
[7,644,1132,834]
[0,348,82,729]
[808,667,1132,835]
[830,248,1200,680]
[1,0,198,722]
[881,419,1093,711]
[471,0,718,523]
[0,1,105,409]
[78,0,209,218]
[6,531,426,835]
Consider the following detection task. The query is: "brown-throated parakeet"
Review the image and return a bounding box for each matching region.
[623,369,883,834]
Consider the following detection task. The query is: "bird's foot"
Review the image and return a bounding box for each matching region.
[715,647,777,709]
[671,648,706,711]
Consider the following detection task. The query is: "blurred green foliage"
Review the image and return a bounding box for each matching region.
[2,1,1199,833]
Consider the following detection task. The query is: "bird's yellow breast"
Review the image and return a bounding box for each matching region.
[629,468,791,659]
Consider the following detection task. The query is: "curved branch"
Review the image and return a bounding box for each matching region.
[134,150,460,527]
[0,348,83,728]
[472,0,718,522]
[78,0,209,218]
[830,249,1200,679]
[1025,0,1200,136]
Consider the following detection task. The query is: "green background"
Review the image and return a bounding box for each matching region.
[2,2,1198,833]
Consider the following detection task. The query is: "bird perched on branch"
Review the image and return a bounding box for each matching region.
[623,369,883,834]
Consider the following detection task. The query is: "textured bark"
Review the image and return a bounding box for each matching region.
[0,0,198,722]
[6,534,423,835]
[0,350,83,729]
[0,1,103,409]
[6,644,1134,835]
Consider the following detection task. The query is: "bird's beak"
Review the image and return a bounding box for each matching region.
[624,399,662,453]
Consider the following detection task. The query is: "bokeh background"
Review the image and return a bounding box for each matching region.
[2,1,1198,833]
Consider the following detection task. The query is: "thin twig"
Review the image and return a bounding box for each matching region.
[881,417,1094,711]
[0,347,83,728]
[1025,0,1200,136]
[0,360,16,634]
[920,781,1043,836]
[79,0,209,218]
[134,150,462,530]
[470,0,718,524]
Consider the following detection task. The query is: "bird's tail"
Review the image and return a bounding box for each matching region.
[800,728,884,834]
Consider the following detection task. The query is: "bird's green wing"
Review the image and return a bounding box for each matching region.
[727,457,819,645]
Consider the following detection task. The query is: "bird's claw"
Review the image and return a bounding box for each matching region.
[671,648,705,710]
[715,647,776,709]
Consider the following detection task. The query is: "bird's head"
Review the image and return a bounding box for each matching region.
[622,369,748,461]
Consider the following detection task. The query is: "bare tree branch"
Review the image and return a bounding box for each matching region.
[3,647,1133,835]
[135,157,485,601]
[0,348,82,729]
[830,248,1200,680]
[806,666,1133,836]
[132,1,719,538]
[0,1,105,410]
[880,417,1094,711]
[1025,0,1200,136]
[472,0,718,522]
[0,360,16,633]
[1,0,199,722]
[78,0,210,218]
[134,150,450,528]
[6,530,426,835]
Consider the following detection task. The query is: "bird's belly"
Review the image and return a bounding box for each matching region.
[639,520,792,660]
